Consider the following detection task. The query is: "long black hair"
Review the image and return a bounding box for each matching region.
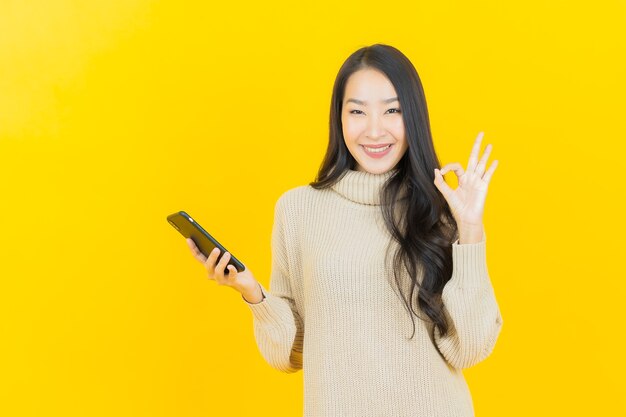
[309,44,458,340]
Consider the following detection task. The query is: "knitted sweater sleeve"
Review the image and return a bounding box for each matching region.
[433,236,503,369]
[241,195,304,373]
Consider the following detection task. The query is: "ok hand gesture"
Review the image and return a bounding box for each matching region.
[433,131,498,228]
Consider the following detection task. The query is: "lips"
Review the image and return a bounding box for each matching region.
[362,144,393,158]
[362,144,392,148]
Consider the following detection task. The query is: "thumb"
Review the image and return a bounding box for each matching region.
[434,169,454,200]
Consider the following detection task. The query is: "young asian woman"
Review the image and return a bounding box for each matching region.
[186,43,503,417]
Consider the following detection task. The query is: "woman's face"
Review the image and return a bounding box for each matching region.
[341,68,408,174]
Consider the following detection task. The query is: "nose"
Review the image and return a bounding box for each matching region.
[366,115,385,139]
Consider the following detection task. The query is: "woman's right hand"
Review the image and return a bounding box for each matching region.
[185,238,263,302]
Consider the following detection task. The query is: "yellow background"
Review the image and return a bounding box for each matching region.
[1,0,625,415]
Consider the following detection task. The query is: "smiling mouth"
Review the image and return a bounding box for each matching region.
[362,144,392,153]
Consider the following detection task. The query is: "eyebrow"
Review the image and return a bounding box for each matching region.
[345,97,399,105]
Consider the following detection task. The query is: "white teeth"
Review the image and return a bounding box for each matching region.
[364,144,391,153]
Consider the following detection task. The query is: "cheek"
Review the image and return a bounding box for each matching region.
[390,118,405,136]
[342,119,363,141]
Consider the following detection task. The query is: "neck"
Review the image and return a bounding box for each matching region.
[330,168,399,205]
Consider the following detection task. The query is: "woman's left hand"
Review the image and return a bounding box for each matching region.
[433,131,498,228]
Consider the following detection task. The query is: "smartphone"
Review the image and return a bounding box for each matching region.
[167,211,245,274]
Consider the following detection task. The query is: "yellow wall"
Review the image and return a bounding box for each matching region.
[1,1,625,415]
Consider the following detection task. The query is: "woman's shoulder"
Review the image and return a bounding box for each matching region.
[275,184,329,213]
[278,184,320,204]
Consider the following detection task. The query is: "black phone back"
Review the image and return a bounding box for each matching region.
[167,211,245,273]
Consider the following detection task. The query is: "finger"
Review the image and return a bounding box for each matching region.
[433,169,455,200]
[214,251,232,283]
[204,247,221,277]
[226,265,237,280]
[475,143,493,177]
[439,162,465,178]
[482,160,499,184]
[221,255,236,281]
[467,131,484,172]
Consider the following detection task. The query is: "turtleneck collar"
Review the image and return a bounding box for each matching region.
[330,168,399,206]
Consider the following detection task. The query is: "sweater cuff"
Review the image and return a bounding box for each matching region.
[450,238,490,289]
[242,284,283,325]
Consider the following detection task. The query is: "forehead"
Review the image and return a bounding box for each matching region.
[344,69,397,100]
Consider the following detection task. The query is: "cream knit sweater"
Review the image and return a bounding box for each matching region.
[243,168,503,417]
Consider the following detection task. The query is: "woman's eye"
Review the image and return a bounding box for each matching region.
[348,109,401,115]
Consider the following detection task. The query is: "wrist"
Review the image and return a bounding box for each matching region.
[458,223,484,244]
[241,282,265,304]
